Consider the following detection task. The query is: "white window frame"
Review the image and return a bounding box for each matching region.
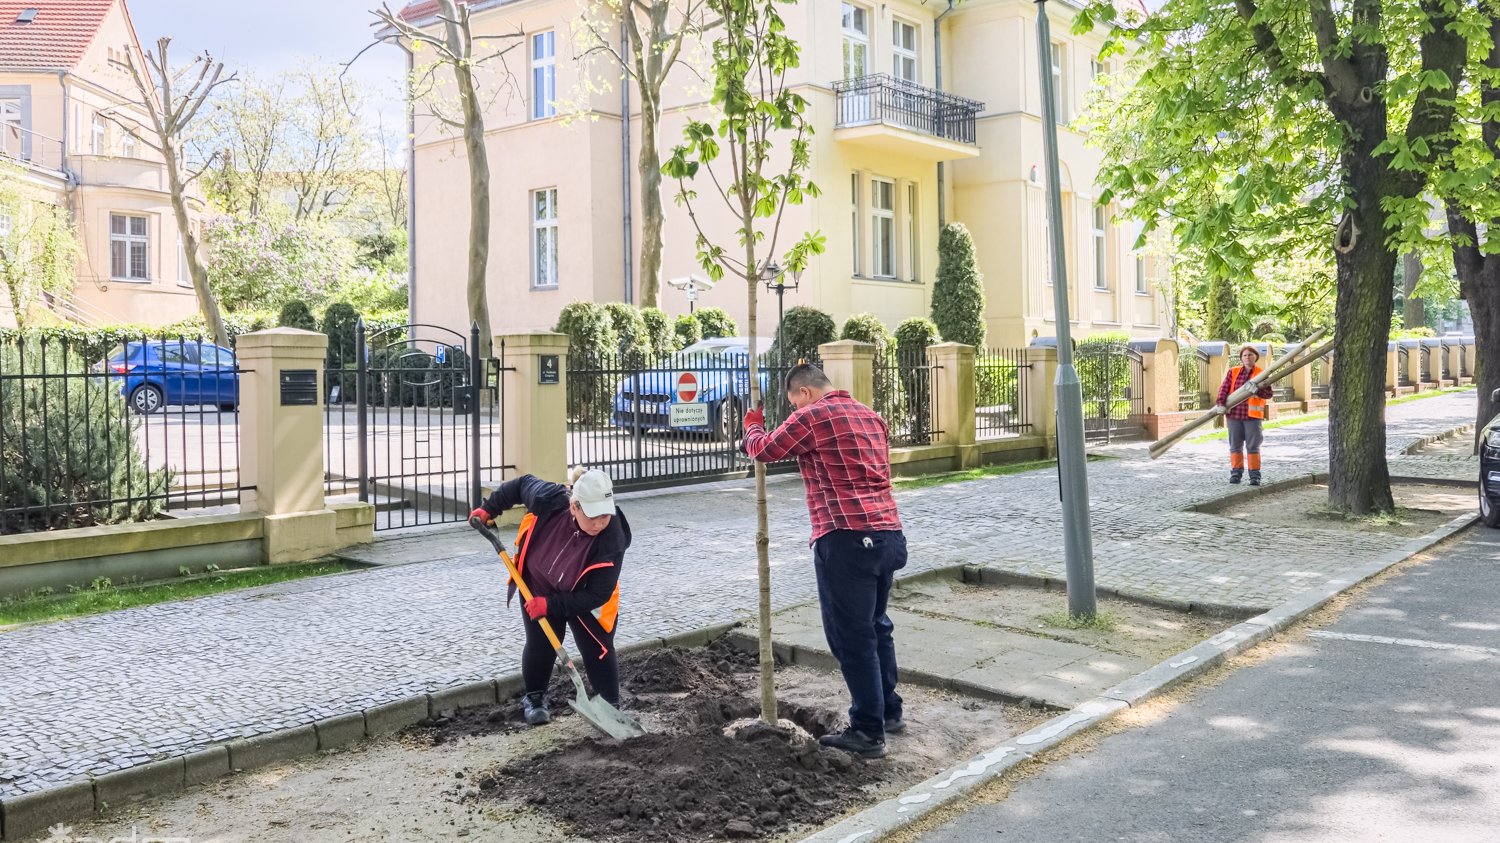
[1093,204,1109,290]
[1050,43,1067,124]
[0,210,13,240]
[1135,256,1148,294]
[531,188,559,290]
[531,32,557,120]
[110,213,149,281]
[1090,59,1108,81]
[893,19,918,84]
[871,177,896,279]
[850,173,861,277]
[841,3,870,81]
[122,132,138,158]
[906,183,919,281]
[91,114,107,155]
[0,100,20,157]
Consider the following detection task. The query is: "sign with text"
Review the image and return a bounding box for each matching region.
[669,402,709,428]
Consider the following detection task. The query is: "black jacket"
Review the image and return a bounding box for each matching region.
[479,475,631,620]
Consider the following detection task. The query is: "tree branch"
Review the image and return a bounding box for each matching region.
[1306,0,1362,105]
[1232,0,1332,99]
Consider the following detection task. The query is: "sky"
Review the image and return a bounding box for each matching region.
[126,0,408,128]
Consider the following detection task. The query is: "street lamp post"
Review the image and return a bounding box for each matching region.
[762,264,804,355]
[1035,0,1098,618]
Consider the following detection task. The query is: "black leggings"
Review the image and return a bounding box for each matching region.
[520,610,619,705]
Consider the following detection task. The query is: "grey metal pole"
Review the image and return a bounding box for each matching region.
[1035,0,1097,618]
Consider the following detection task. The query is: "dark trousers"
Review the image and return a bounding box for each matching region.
[813,529,908,736]
[520,610,619,705]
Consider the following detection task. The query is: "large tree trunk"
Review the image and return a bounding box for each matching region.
[638,115,665,309]
[1402,252,1426,330]
[1448,206,1500,452]
[164,138,227,347]
[1327,118,1397,515]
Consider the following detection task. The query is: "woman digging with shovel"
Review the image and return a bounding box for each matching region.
[469,467,633,732]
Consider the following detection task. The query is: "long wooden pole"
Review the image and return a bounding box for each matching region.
[1150,333,1335,460]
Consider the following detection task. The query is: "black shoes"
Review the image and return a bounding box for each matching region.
[885,717,906,735]
[819,727,887,759]
[522,691,551,726]
[1249,471,1262,487]
[1229,470,1243,485]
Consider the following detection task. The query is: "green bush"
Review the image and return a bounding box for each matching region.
[773,306,837,364]
[841,313,898,417]
[894,318,940,444]
[0,340,172,533]
[278,300,318,332]
[604,302,652,367]
[674,314,703,350]
[976,364,1019,410]
[695,307,738,340]
[640,307,676,359]
[321,303,360,368]
[554,302,619,425]
[932,223,987,348]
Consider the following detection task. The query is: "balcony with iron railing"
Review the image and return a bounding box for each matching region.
[0,122,66,175]
[832,74,984,162]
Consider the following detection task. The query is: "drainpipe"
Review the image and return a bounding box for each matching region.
[57,71,71,177]
[404,44,417,325]
[620,19,634,304]
[934,0,956,229]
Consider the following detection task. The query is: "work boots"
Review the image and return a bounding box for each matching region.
[1249,470,1262,487]
[521,692,551,726]
[1229,469,1243,485]
[819,727,887,759]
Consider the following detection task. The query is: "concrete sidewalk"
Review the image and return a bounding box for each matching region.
[0,392,1478,820]
[912,523,1500,843]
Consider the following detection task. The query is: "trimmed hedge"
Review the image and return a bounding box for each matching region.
[674,314,704,350]
[895,318,941,444]
[695,307,738,340]
[774,306,836,364]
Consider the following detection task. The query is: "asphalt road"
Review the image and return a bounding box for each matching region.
[917,524,1500,843]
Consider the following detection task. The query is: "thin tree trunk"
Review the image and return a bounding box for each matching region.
[1327,120,1396,515]
[1448,205,1499,453]
[443,0,492,357]
[741,182,773,725]
[638,116,664,309]
[164,139,227,346]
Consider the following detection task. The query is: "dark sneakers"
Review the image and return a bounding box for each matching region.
[885,717,906,735]
[1229,470,1243,485]
[819,727,887,759]
[522,692,550,726]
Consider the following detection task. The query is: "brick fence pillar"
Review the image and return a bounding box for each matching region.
[1025,345,1059,457]
[498,332,570,484]
[819,340,876,407]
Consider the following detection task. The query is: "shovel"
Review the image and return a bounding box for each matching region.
[469,516,646,741]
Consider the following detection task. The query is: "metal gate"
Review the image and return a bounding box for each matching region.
[566,347,809,492]
[1076,342,1145,443]
[322,322,511,531]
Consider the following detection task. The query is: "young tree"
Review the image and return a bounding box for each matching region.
[0,167,78,327]
[284,67,376,222]
[371,0,523,355]
[109,38,236,346]
[664,0,824,723]
[931,222,986,348]
[1082,0,1472,514]
[576,0,719,307]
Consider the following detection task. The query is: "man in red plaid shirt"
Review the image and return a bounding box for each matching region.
[743,364,907,759]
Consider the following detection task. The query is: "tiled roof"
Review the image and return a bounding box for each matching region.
[0,0,115,70]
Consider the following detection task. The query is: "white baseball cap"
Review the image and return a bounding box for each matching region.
[571,469,616,519]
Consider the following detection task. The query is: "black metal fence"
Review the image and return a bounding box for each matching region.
[975,347,1031,438]
[874,347,943,447]
[833,74,984,145]
[1,334,246,534]
[1396,346,1413,387]
[1440,341,1454,381]
[566,347,817,491]
[1311,351,1333,399]
[1076,341,1145,442]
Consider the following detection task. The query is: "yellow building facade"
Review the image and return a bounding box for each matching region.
[0,0,202,329]
[403,0,1168,347]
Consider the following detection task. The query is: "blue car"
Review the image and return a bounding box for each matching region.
[611,337,773,440]
[105,340,239,414]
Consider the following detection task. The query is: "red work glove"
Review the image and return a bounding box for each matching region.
[743,406,765,430]
[524,596,549,620]
[470,507,491,525]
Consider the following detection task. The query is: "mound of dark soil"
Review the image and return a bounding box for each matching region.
[483,726,880,841]
[623,648,741,695]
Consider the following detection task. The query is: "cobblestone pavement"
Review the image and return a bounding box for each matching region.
[0,392,1478,799]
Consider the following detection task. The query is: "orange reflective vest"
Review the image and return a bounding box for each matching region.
[511,512,620,633]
